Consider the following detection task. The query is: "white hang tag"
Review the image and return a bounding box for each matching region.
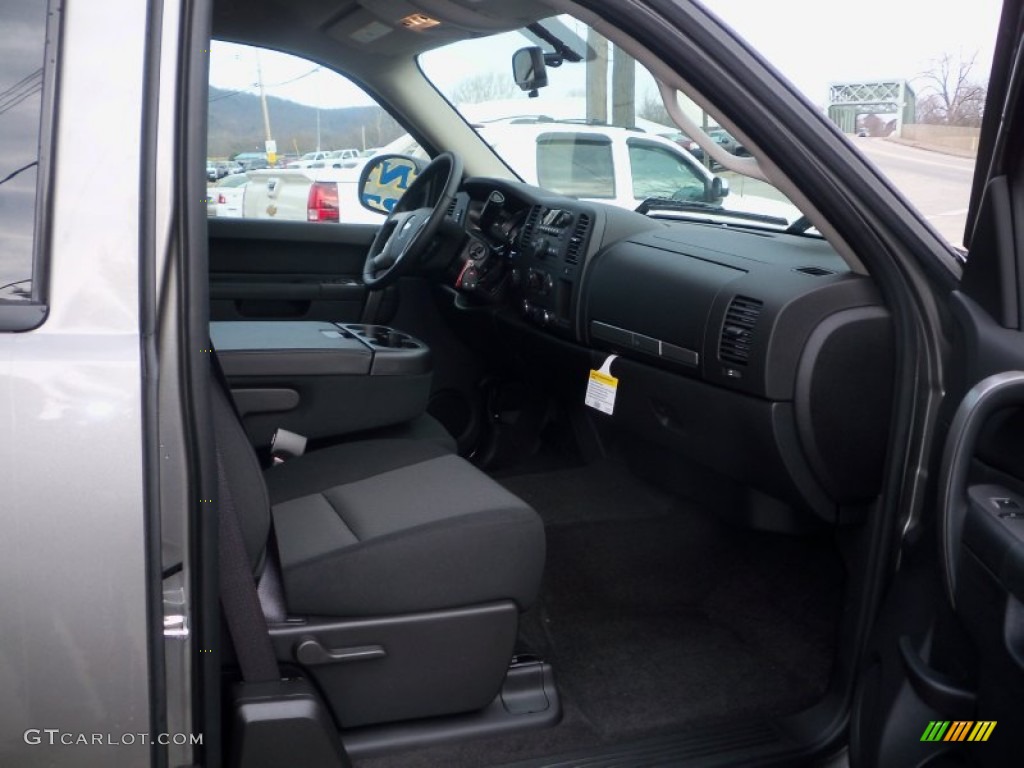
[585,354,619,415]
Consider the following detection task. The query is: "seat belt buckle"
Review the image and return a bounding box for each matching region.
[271,428,307,465]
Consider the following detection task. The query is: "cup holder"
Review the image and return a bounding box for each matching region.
[343,324,421,350]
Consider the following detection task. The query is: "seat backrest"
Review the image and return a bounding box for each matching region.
[211,368,272,573]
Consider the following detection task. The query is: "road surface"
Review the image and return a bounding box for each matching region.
[856,138,975,247]
[722,138,976,248]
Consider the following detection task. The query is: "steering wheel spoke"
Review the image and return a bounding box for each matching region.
[362,153,463,290]
[370,250,395,272]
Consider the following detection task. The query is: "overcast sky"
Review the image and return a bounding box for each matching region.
[705,0,1004,105]
[210,0,1005,110]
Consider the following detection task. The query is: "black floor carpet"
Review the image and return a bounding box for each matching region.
[356,462,843,768]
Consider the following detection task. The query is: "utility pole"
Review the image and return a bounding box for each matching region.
[611,47,635,128]
[702,110,711,170]
[255,51,276,165]
[315,66,322,152]
[586,28,608,124]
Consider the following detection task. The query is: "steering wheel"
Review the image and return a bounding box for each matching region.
[362,151,464,289]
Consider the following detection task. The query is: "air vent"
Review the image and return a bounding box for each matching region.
[564,213,591,264]
[519,206,541,249]
[794,266,835,277]
[718,296,764,366]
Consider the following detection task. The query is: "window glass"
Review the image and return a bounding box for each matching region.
[419,16,804,230]
[628,140,707,201]
[701,0,1002,248]
[536,135,614,198]
[0,3,48,302]
[207,42,421,223]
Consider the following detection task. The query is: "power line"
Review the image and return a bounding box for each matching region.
[265,67,320,88]
[208,67,322,104]
[0,160,37,187]
[0,68,43,104]
[0,82,42,116]
[209,87,251,103]
[0,278,32,293]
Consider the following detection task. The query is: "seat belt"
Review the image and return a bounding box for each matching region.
[210,348,351,768]
[211,348,281,683]
[217,449,281,683]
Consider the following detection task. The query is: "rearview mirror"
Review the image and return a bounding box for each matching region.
[512,47,548,97]
[357,154,426,215]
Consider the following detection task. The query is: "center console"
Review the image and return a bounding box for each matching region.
[510,204,593,338]
[211,321,432,446]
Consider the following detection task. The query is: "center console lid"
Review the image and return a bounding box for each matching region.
[211,321,431,377]
[209,321,433,446]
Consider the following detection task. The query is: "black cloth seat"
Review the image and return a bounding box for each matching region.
[213,379,545,620]
[265,439,544,616]
[335,412,457,453]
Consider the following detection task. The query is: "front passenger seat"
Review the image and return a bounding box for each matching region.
[212,377,546,728]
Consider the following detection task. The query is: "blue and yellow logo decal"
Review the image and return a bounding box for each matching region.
[362,158,418,213]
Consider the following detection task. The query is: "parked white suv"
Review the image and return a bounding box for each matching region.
[480,120,721,209]
[383,121,799,223]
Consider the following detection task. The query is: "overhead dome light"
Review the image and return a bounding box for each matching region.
[400,13,441,30]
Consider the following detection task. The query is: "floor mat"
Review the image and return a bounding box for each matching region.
[356,463,842,767]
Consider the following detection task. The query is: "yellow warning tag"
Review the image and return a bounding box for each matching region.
[585,355,619,415]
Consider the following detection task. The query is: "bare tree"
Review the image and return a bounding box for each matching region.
[637,91,669,125]
[916,51,987,127]
[450,72,520,105]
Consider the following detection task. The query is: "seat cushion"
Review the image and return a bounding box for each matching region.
[335,412,457,453]
[265,440,545,617]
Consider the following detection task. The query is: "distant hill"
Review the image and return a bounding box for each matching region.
[207,87,405,159]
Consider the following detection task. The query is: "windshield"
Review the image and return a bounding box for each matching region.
[420,3,1001,248]
[704,0,999,250]
[418,16,804,231]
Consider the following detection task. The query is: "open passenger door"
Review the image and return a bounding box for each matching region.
[851,2,1024,766]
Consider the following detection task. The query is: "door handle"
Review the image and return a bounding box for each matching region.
[294,637,386,666]
[940,371,1024,607]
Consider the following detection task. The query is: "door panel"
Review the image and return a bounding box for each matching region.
[209,218,378,321]
[851,2,1024,764]
[938,375,1024,764]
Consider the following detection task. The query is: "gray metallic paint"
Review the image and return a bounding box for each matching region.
[0,0,153,765]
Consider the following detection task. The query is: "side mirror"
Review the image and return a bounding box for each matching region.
[357,154,426,215]
[512,47,548,97]
[709,176,730,200]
